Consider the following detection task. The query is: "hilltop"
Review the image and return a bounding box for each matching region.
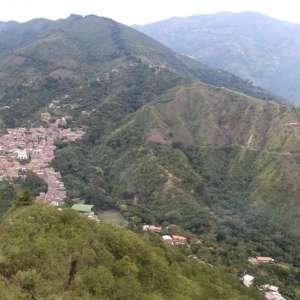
[132,11,300,104]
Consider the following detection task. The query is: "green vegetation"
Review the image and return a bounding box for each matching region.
[98,211,128,227]
[133,11,300,104]
[0,14,289,131]
[0,203,263,299]
[0,14,299,299]
[0,171,47,215]
[50,81,300,298]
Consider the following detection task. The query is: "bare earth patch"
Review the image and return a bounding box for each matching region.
[64,59,78,70]
[147,130,166,144]
[79,63,91,73]
[0,72,9,80]
[159,166,181,195]
[10,56,26,65]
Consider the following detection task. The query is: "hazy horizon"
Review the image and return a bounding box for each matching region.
[1,0,300,26]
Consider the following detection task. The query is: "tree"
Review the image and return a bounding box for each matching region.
[15,190,33,207]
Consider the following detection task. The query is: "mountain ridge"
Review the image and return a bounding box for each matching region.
[0,13,289,128]
[0,20,19,32]
[132,11,300,104]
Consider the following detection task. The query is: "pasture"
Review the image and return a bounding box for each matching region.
[98,211,128,227]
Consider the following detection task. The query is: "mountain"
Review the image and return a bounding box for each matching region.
[0,20,19,32]
[132,11,300,105]
[0,13,288,130]
[0,14,299,298]
[0,18,53,53]
[51,67,300,296]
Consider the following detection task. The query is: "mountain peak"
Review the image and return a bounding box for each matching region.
[132,11,300,104]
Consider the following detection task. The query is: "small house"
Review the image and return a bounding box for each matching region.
[72,204,94,214]
[172,235,187,245]
[243,274,254,287]
[149,225,162,232]
[162,235,174,245]
[257,257,274,264]
[143,225,150,231]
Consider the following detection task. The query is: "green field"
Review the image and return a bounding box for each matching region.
[98,211,128,227]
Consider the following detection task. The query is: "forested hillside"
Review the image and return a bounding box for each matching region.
[0,14,299,299]
[132,11,300,104]
[0,13,288,130]
[0,201,263,299]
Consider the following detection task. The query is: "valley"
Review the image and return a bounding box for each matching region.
[0,13,299,299]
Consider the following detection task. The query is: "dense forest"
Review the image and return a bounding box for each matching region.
[0,199,263,299]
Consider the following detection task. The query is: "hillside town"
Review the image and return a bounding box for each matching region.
[0,116,84,206]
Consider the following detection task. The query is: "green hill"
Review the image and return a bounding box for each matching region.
[51,76,300,298]
[0,202,262,299]
[0,14,288,130]
[132,11,300,104]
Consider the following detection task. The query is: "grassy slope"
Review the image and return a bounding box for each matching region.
[91,81,300,232]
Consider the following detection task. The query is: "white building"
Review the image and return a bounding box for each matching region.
[17,149,28,159]
[243,274,254,287]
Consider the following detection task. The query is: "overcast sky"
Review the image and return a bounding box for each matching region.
[1,0,300,25]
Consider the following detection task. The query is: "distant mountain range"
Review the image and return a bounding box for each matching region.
[132,11,300,104]
[0,20,19,31]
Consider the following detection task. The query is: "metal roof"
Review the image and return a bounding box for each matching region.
[72,204,94,212]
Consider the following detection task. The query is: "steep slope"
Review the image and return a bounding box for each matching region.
[0,14,288,130]
[0,18,53,52]
[0,202,262,299]
[84,81,300,223]
[132,11,300,104]
[50,77,300,297]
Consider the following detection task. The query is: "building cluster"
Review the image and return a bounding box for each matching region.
[142,224,203,247]
[0,118,84,205]
[244,257,286,299]
[162,235,188,246]
[142,224,162,232]
[262,285,286,300]
[162,235,202,246]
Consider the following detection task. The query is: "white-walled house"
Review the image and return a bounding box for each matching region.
[17,149,28,159]
[243,274,254,287]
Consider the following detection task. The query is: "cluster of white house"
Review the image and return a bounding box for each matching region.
[243,257,286,300]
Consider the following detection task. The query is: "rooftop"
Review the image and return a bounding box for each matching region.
[72,204,94,212]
